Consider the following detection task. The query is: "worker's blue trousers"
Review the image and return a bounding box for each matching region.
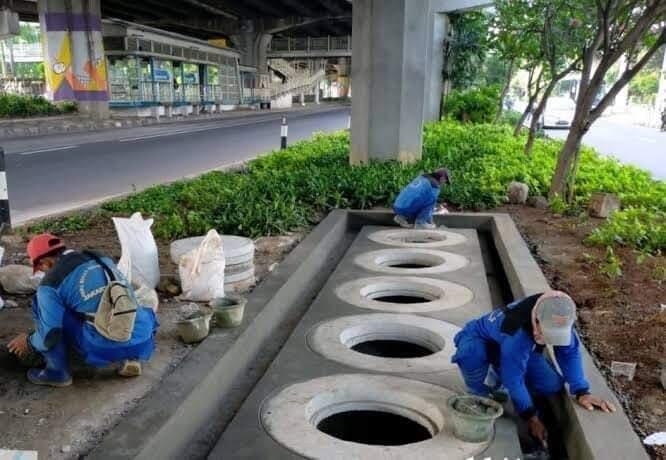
[452,331,564,398]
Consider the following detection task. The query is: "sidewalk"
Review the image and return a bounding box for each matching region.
[0,102,349,140]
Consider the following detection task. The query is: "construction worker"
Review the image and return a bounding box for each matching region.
[393,168,451,230]
[7,234,158,387]
[451,291,615,447]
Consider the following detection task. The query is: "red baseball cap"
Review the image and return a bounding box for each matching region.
[27,233,65,273]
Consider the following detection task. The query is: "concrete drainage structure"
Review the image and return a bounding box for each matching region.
[354,248,469,275]
[260,374,486,459]
[307,313,460,374]
[335,276,474,313]
[93,211,649,460]
[367,228,467,248]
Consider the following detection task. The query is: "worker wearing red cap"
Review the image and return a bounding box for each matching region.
[7,234,158,387]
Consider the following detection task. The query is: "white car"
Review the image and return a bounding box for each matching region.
[541,97,576,128]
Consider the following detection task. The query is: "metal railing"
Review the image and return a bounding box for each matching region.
[268,35,352,57]
[8,43,43,62]
[0,78,46,97]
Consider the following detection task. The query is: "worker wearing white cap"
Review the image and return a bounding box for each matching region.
[451,291,616,447]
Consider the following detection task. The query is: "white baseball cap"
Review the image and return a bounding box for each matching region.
[535,292,576,346]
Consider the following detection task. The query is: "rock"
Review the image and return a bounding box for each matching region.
[0,234,25,247]
[38,418,47,425]
[0,265,41,294]
[61,445,72,453]
[268,263,279,273]
[610,361,637,381]
[652,408,665,417]
[527,196,549,209]
[588,192,621,218]
[5,299,18,308]
[24,408,30,415]
[158,276,181,296]
[661,367,666,390]
[507,182,529,204]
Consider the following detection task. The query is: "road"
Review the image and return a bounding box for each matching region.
[3,106,350,224]
[545,116,665,180]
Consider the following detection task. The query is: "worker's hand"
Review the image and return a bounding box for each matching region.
[576,394,616,413]
[527,415,548,448]
[8,333,30,358]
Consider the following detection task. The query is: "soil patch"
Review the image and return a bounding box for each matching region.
[0,218,304,459]
[502,205,665,460]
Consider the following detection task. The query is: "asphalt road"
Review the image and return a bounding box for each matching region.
[3,106,350,224]
[545,116,665,180]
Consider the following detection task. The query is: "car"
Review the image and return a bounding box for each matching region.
[541,96,576,129]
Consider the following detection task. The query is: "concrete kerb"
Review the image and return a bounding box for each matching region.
[351,210,648,460]
[88,210,354,460]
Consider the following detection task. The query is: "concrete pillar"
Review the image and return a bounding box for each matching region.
[351,0,430,164]
[314,85,320,104]
[299,92,305,106]
[232,21,272,92]
[38,0,109,118]
[424,13,449,122]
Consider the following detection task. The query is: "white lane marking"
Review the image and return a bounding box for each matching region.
[118,116,288,143]
[17,145,79,155]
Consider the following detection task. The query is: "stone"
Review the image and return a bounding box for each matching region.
[507,182,529,204]
[588,192,621,218]
[652,408,664,417]
[61,445,72,453]
[661,367,666,390]
[158,276,181,296]
[5,299,18,308]
[527,196,549,209]
[610,361,637,381]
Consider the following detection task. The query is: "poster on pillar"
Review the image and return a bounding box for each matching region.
[40,9,108,102]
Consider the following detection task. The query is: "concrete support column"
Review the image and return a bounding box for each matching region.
[233,22,272,91]
[351,0,431,164]
[424,13,449,122]
[299,92,305,106]
[314,85,320,104]
[38,0,109,118]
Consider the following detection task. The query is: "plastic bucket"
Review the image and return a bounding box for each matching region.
[176,310,213,344]
[446,394,503,443]
[210,295,247,328]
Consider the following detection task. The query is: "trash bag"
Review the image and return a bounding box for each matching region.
[179,229,225,302]
[113,213,160,289]
[134,284,159,313]
[0,265,41,294]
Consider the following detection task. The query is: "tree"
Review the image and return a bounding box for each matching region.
[444,11,491,91]
[550,0,666,200]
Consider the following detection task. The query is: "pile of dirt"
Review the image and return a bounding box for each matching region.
[504,205,665,460]
[0,218,304,459]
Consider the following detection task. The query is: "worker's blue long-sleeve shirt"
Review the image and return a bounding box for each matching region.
[393,175,440,220]
[461,295,590,417]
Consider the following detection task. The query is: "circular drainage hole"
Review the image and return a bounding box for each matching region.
[375,252,446,270]
[361,284,440,304]
[316,410,432,446]
[351,340,434,358]
[372,294,431,304]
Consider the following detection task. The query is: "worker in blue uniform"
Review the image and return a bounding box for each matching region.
[451,291,616,446]
[393,168,450,230]
[7,233,158,387]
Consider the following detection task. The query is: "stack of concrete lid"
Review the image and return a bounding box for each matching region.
[170,235,256,293]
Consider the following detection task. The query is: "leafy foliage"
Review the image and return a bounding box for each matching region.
[443,86,500,124]
[0,94,77,118]
[446,12,492,90]
[628,70,659,104]
[587,208,665,254]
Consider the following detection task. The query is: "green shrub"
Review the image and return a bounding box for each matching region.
[586,208,665,254]
[0,94,77,118]
[497,109,522,127]
[443,86,500,123]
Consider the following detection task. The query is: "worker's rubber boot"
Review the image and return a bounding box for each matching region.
[27,368,72,387]
[393,215,412,228]
[118,360,142,377]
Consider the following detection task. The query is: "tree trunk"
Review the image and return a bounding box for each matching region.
[525,83,557,155]
[495,59,515,123]
[549,122,586,199]
[514,98,535,137]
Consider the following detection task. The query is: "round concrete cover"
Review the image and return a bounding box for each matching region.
[170,235,255,265]
[355,248,469,275]
[307,313,461,374]
[261,374,489,459]
[336,276,474,313]
[367,228,467,248]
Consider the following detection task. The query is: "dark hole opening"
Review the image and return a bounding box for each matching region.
[386,262,431,269]
[351,340,435,358]
[373,295,431,304]
[316,410,432,446]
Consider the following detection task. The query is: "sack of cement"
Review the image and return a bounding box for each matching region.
[113,213,160,289]
[134,284,159,313]
[0,265,41,294]
[179,229,225,302]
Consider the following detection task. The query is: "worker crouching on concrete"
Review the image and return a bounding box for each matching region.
[393,168,450,230]
[451,291,615,446]
[7,234,158,387]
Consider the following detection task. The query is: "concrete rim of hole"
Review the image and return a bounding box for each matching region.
[367,228,467,248]
[355,248,469,275]
[335,276,474,313]
[260,374,488,459]
[307,313,461,374]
